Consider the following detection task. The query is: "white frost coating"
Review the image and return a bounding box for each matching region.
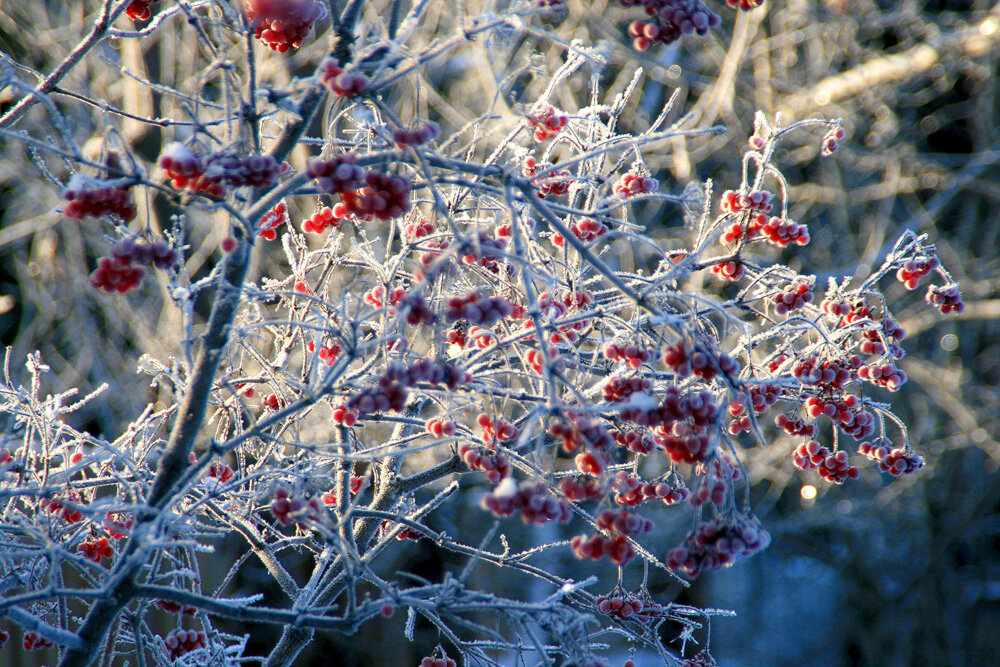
[161,142,195,163]
[494,476,518,498]
[627,392,659,412]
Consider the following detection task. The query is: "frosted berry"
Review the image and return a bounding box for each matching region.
[526,106,568,141]
[340,171,412,220]
[393,121,440,147]
[307,155,365,195]
[321,58,370,96]
[125,0,158,21]
[258,201,288,240]
[925,283,964,314]
[78,536,115,562]
[245,0,328,53]
[62,175,136,221]
[23,631,54,651]
[164,629,208,659]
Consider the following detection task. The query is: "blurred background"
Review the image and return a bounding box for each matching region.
[1,1,998,665]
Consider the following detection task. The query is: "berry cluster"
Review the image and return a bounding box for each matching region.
[550,415,615,474]
[154,600,197,616]
[114,238,177,269]
[793,356,859,390]
[804,395,875,439]
[88,256,144,293]
[206,152,282,188]
[859,315,906,357]
[819,296,853,320]
[306,155,365,194]
[405,218,436,242]
[307,338,341,366]
[526,106,568,141]
[720,214,762,245]
[43,493,85,523]
[720,188,773,214]
[23,632,54,651]
[792,440,860,484]
[302,204,344,234]
[78,537,115,562]
[679,652,719,667]
[551,414,613,453]
[446,292,513,326]
[524,157,573,198]
[321,475,369,506]
[621,0,721,52]
[613,172,658,197]
[710,260,745,282]
[125,0,159,21]
[481,478,572,524]
[925,283,964,314]
[467,326,497,349]
[613,430,656,455]
[820,127,847,156]
[159,143,223,197]
[727,384,780,433]
[558,476,604,501]
[774,413,817,438]
[858,361,907,392]
[399,292,438,326]
[269,487,322,527]
[164,629,208,659]
[331,404,359,426]
[159,144,279,197]
[379,519,425,541]
[477,413,518,445]
[666,516,772,577]
[459,443,511,483]
[206,460,236,485]
[759,215,811,247]
[102,512,135,539]
[425,418,456,437]
[603,342,657,370]
[692,454,741,505]
[392,121,440,148]
[773,280,814,314]
[895,256,939,290]
[348,359,470,418]
[612,472,688,506]
[245,0,327,52]
[656,425,712,463]
[364,285,406,310]
[572,511,653,566]
[263,393,287,410]
[460,231,508,274]
[571,532,636,566]
[602,375,652,402]
[623,387,717,436]
[340,171,412,220]
[258,201,288,240]
[320,58,369,97]
[594,591,656,620]
[62,175,136,221]
[662,342,738,380]
[526,347,563,374]
[525,291,589,342]
[858,440,925,476]
[419,654,457,667]
[597,509,654,536]
[90,236,178,294]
